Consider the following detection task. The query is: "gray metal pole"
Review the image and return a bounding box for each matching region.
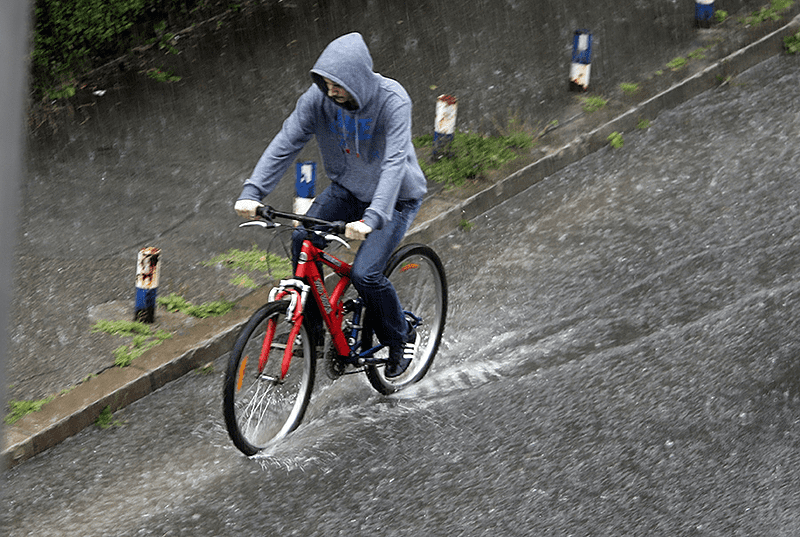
[0,0,31,457]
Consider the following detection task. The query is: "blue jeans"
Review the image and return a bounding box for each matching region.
[292,182,422,348]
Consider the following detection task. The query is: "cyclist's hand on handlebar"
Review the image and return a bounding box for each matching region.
[234,199,264,220]
[345,220,372,241]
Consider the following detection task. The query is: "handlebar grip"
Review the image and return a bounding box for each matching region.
[330,221,346,235]
[256,205,273,219]
[252,205,345,235]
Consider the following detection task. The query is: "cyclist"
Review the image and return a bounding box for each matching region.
[235,32,427,378]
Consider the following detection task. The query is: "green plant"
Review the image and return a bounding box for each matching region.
[47,84,77,100]
[5,396,55,425]
[667,57,687,70]
[785,29,800,54]
[608,132,624,149]
[93,319,152,337]
[413,134,434,148]
[205,245,292,285]
[157,293,235,318]
[95,405,124,429]
[146,67,181,83]
[93,319,171,367]
[636,119,651,130]
[231,274,257,289]
[582,96,608,113]
[744,0,794,25]
[32,0,148,97]
[458,219,474,232]
[147,20,180,54]
[112,330,171,367]
[688,48,707,60]
[620,82,639,94]
[715,9,729,22]
[417,130,534,187]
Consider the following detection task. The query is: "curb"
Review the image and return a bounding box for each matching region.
[4,15,799,469]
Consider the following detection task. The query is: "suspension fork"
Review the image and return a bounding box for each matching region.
[259,280,310,380]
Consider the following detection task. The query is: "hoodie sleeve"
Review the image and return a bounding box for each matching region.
[361,97,416,230]
[238,87,318,201]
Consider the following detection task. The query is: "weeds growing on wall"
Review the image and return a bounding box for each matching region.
[204,245,293,287]
[5,396,55,425]
[582,96,608,113]
[607,132,624,149]
[92,319,173,367]
[31,0,226,98]
[32,0,147,97]
[157,293,235,318]
[743,0,794,25]
[785,29,800,54]
[95,406,125,429]
[415,130,534,187]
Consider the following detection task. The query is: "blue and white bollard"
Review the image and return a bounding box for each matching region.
[294,161,316,217]
[695,0,714,27]
[569,30,592,92]
[134,247,160,323]
[433,94,458,158]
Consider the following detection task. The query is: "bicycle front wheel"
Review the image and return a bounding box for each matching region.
[365,244,447,394]
[223,300,316,455]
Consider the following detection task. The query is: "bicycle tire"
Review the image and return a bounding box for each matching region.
[365,243,447,395]
[223,300,316,455]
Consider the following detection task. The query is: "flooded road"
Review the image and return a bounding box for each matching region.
[5,54,800,536]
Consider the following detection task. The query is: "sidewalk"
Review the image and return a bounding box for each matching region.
[5,13,799,468]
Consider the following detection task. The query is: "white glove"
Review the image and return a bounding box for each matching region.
[345,220,372,241]
[234,199,263,219]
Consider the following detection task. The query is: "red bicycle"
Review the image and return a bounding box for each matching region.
[223,206,447,455]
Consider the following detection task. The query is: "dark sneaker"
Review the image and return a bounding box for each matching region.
[385,323,419,379]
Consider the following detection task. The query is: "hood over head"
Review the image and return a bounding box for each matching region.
[310,32,378,111]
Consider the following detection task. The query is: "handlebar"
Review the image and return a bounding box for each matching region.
[256,205,347,235]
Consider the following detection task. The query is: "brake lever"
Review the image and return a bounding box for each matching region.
[311,229,350,249]
[239,220,280,229]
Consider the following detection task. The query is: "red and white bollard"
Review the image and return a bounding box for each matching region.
[134,247,161,323]
[434,94,458,158]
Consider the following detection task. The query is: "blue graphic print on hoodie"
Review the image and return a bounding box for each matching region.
[239,32,427,231]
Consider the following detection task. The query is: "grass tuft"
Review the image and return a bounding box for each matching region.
[417,130,534,187]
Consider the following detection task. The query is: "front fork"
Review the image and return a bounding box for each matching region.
[260,279,310,380]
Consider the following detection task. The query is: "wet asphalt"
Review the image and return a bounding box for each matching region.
[4,48,800,537]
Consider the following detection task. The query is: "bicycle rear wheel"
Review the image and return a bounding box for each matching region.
[365,244,447,394]
[223,300,316,455]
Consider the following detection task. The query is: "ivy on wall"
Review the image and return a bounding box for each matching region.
[33,0,147,94]
[30,0,220,98]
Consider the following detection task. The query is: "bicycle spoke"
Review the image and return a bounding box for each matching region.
[365,245,447,394]
[223,301,316,455]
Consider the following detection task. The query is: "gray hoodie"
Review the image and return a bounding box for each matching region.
[239,32,427,230]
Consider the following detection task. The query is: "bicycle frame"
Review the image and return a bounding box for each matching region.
[225,206,446,454]
[261,233,384,380]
